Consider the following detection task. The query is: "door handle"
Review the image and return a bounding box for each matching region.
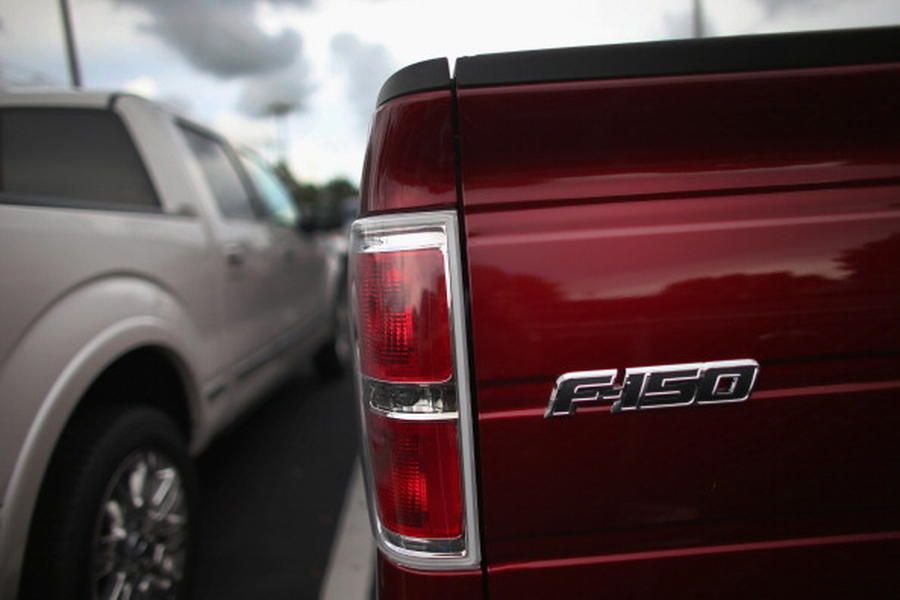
[224,243,247,267]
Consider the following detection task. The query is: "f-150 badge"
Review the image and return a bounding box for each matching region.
[546,359,759,417]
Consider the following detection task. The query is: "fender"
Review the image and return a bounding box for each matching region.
[0,275,206,599]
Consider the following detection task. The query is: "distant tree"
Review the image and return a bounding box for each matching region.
[320,177,358,203]
[272,161,359,230]
[313,177,359,229]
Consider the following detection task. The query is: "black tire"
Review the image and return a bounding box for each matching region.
[20,404,197,600]
[314,286,352,379]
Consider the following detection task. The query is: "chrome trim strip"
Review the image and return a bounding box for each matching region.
[381,529,465,555]
[362,377,457,415]
[358,230,446,254]
[367,404,459,422]
[349,210,482,570]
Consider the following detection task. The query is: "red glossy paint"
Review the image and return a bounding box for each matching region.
[459,64,900,210]
[375,552,483,600]
[458,62,900,596]
[360,90,457,216]
[488,532,900,599]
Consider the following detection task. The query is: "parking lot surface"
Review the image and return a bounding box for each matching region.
[191,370,359,600]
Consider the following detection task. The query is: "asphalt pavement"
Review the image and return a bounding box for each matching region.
[191,369,360,600]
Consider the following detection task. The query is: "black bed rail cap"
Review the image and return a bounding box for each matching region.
[455,26,900,89]
[376,57,451,107]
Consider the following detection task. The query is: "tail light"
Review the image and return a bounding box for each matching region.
[349,211,480,569]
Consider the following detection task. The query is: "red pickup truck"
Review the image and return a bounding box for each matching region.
[348,26,900,598]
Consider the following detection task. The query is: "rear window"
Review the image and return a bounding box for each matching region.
[179,125,258,221]
[0,108,159,209]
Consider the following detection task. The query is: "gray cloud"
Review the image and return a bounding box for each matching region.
[330,32,394,124]
[119,0,315,116]
[662,9,694,38]
[237,58,313,116]
[754,0,843,14]
[121,0,311,78]
[0,59,56,88]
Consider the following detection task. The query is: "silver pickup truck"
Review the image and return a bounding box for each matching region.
[0,91,346,600]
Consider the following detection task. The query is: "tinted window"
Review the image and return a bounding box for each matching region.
[0,109,158,208]
[179,125,257,220]
[238,151,299,228]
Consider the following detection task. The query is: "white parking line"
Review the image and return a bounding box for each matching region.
[320,460,375,600]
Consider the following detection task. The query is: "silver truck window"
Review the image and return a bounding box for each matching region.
[238,151,299,229]
[179,125,257,221]
[0,108,159,210]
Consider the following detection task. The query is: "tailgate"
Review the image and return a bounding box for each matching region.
[456,36,900,595]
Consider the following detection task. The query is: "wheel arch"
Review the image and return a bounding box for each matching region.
[0,314,205,599]
[73,345,195,440]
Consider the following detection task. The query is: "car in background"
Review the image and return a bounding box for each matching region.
[0,90,347,600]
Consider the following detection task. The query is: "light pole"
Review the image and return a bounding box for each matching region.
[267,101,293,164]
[59,0,82,88]
[692,0,705,39]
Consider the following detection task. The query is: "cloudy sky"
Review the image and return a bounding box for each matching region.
[1,0,899,183]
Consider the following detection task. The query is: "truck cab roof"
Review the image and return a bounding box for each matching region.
[0,89,128,108]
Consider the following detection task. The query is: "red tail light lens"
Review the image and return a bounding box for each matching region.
[357,249,452,383]
[350,212,480,569]
[367,412,462,539]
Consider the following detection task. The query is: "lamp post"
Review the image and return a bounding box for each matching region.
[59,0,82,88]
[692,0,705,39]
[267,101,293,164]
